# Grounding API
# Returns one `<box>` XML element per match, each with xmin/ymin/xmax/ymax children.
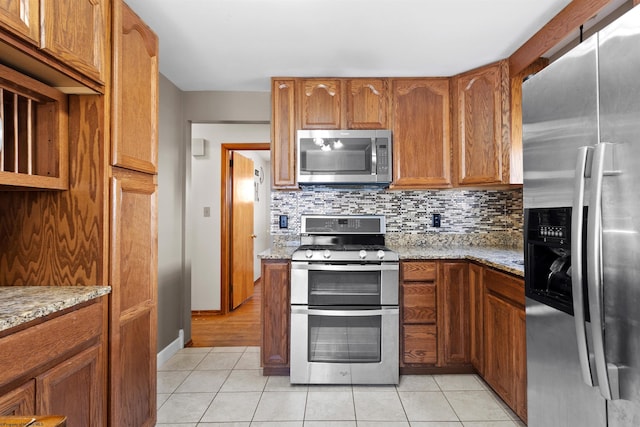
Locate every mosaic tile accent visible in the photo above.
<box><xmin>271</xmin><ymin>187</ymin><xmax>524</xmax><ymax>248</ymax></box>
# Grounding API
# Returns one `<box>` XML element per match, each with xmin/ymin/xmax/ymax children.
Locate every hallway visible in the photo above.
<box><xmin>190</xmin><ymin>281</ymin><xmax>261</xmax><ymax>347</ymax></box>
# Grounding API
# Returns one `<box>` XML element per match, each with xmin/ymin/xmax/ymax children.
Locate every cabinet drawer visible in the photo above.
<box><xmin>484</xmin><ymin>268</ymin><xmax>524</xmax><ymax>307</ymax></box>
<box><xmin>402</xmin><ymin>261</ymin><xmax>437</xmax><ymax>282</ymax></box>
<box><xmin>402</xmin><ymin>324</ymin><xmax>437</xmax><ymax>365</ymax></box>
<box><xmin>402</xmin><ymin>283</ymin><xmax>436</xmax><ymax>323</ymax></box>
<box><xmin>0</xmin><ymin>301</ymin><xmax>103</xmax><ymax>390</ymax></box>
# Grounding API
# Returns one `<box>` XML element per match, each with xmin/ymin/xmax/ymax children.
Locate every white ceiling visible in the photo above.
<box><xmin>124</xmin><ymin>0</ymin><xmax>616</xmax><ymax>92</ymax></box>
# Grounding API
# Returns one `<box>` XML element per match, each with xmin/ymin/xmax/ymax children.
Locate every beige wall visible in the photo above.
<box><xmin>183</xmin><ymin>90</ymin><xmax>270</xmax><ymax>122</ymax></box>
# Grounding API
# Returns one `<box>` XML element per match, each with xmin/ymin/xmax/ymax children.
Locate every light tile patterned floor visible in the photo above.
<box><xmin>156</xmin><ymin>346</ymin><xmax>527</xmax><ymax>427</ymax></box>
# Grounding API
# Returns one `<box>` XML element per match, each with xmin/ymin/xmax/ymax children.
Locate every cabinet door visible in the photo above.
<box><xmin>0</xmin><ymin>380</ymin><xmax>35</xmax><ymax>416</ymax></box>
<box><xmin>346</xmin><ymin>79</ymin><xmax>388</xmax><ymax>129</ymax></box>
<box><xmin>111</xmin><ymin>1</ymin><xmax>159</xmax><ymax>174</ymax></box>
<box><xmin>440</xmin><ymin>262</ymin><xmax>470</xmax><ymax>365</ymax></box>
<box><xmin>391</xmin><ymin>78</ymin><xmax>452</xmax><ymax>188</ymax></box>
<box><xmin>453</xmin><ymin>60</ymin><xmax>507</xmax><ymax>186</ymax></box>
<box><xmin>36</xmin><ymin>344</ymin><xmax>103</xmax><ymax>426</ymax></box>
<box><xmin>261</xmin><ymin>259</ymin><xmax>290</xmax><ymax>374</ymax></box>
<box><xmin>484</xmin><ymin>292</ymin><xmax>516</xmax><ymax>408</ymax></box>
<box><xmin>469</xmin><ymin>263</ymin><xmax>484</xmax><ymax>374</ymax></box>
<box><xmin>110</xmin><ymin>170</ymin><xmax>157</xmax><ymax>427</ymax></box>
<box><xmin>0</xmin><ymin>0</ymin><xmax>39</xmax><ymax>44</ymax></box>
<box><xmin>40</xmin><ymin>0</ymin><xmax>106</xmax><ymax>83</ymax></box>
<box><xmin>299</xmin><ymin>79</ymin><xmax>342</xmax><ymax>129</ymax></box>
<box><xmin>271</xmin><ymin>79</ymin><xmax>297</xmax><ymax>188</ymax></box>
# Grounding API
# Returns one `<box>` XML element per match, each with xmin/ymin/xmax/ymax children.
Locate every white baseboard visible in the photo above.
<box><xmin>157</xmin><ymin>329</ymin><xmax>184</xmax><ymax>368</ymax></box>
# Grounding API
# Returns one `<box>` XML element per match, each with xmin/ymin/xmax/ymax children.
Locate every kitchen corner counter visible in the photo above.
<box><xmin>389</xmin><ymin>245</ymin><xmax>524</xmax><ymax>277</ymax></box>
<box><xmin>0</xmin><ymin>286</ymin><xmax>111</xmax><ymax>333</ymax></box>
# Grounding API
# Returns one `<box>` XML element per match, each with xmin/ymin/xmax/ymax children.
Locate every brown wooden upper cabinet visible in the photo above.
<box><xmin>346</xmin><ymin>79</ymin><xmax>389</xmax><ymax>129</ymax></box>
<box><xmin>299</xmin><ymin>79</ymin><xmax>342</xmax><ymax>129</ymax></box>
<box><xmin>0</xmin><ymin>0</ymin><xmax>39</xmax><ymax>45</ymax></box>
<box><xmin>452</xmin><ymin>60</ymin><xmax>512</xmax><ymax>186</ymax></box>
<box><xmin>111</xmin><ymin>1</ymin><xmax>159</xmax><ymax>174</ymax></box>
<box><xmin>40</xmin><ymin>0</ymin><xmax>107</xmax><ymax>84</ymax></box>
<box><xmin>391</xmin><ymin>78</ymin><xmax>452</xmax><ymax>189</ymax></box>
<box><xmin>271</xmin><ymin>79</ymin><xmax>297</xmax><ymax>189</ymax></box>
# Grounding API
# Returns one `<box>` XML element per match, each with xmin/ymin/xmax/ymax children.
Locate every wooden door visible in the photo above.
<box><xmin>111</xmin><ymin>0</ymin><xmax>159</xmax><ymax>173</ymax></box>
<box><xmin>40</xmin><ymin>0</ymin><xmax>106</xmax><ymax>83</ymax></box>
<box><xmin>439</xmin><ymin>262</ymin><xmax>470</xmax><ymax>365</ymax></box>
<box><xmin>231</xmin><ymin>152</ymin><xmax>255</xmax><ymax>309</ymax></box>
<box><xmin>0</xmin><ymin>0</ymin><xmax>39</xmax><ymax>44</ymax></box>
<box><xmin>299</xmin><ymin>79</ymin><xmax>342</xmax><ymax>129</ymax></box>
<box><xmin>271</xmin><ymin>79</ymin><xmax>297</xmax><ymax>188</ymax></box>
<box><xmin>0</xmin><ymin>380</ymin><xmax>35</xmax><ymax>416</ymax></box>
<box><xmin>36</xmin><ymin>344</ymin><xmax>103</xmax><ymax>427</ymax></box>
<box><xmin>346</xmin><ymin>79</ymin><xmax>388</xmax><ymax>129</ymax></box>
<box><xmin>391</xmin><ymin>78</ymin><xmax>452</xmax><ymax>188</ymax></box>
<box><xmin>110</xmin><ymin>169</ymin><xmax>157</xmax><ymax>427</ymax></box>
<box><xmin>453</xmin><ymin>60</ymin><xmax>506</xmax><ymax>186</ymax></box>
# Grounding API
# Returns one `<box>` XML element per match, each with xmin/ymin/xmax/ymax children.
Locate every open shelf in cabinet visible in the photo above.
<box><xmin>0</xmin><ymin>63</ymin><xmax>68</xmax><ymax>190</ymax></box>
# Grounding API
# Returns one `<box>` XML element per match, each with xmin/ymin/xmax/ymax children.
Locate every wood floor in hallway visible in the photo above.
<box><xmin>189</xmin><ymin>280</ymin><xmax>261</xmax><ymax>347</ymax></box>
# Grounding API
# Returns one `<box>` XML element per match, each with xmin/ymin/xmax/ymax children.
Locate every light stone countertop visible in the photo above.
<box><xmin>259</xmin><ymin>245</ymin><xmax>524</xmax><ymax>277</ymax></box>
<box><xmin>0</xmin><ymin>286</ymin><xmax>111</xmax><ymax>333</ymax></box>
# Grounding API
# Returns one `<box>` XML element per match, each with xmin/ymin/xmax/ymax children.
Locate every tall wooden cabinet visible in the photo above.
<box><xmin>109</xmin><ymin>2</ymin><xmax>159</xmax><ymax>426</ymax></box>
<box><xmin>391</xmin><ymin>79</ymin><xmax>452</xmax><ymax>189</ymax></box>
<box><xmin>0</xmin><ymin>1</ymin><xmax>159</xmax><ymax>425</ymax></box>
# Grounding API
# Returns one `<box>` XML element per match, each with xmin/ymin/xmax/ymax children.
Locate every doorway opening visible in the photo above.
<box><xmin>220</xmin><ymin>143</ymin><xmax>270</xmax><ymax>314</ymax></box>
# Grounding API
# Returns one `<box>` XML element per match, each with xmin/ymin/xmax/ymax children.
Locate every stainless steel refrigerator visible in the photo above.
<box><xmin>523</xmin><ymin>6</ymin><xmax>640</xmax><ymax>427</ymax></box>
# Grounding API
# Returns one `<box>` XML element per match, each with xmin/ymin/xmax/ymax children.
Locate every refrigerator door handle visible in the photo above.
<box><xmin>572</xmin><ymin>145</ymin><xmax>595</xmax><ymax>387</ymax></box>
<box><xmin>587</xmin><ymin>142</ymin><xmax>620</xmax><ymax>400</ymax></box>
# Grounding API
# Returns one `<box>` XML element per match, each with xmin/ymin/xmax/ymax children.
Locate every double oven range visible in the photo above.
<box><xmin>290</xmin><ymin>215</ymin><xmax>399</xmax><ymax>385</ymax></box>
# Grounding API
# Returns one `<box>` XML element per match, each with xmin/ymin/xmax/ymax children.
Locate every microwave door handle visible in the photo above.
<box><xmin>572</xmin><ymin>145</ymin><xmax>595</xmax><ymax>387</ymax></box>
<box><xmin>371</xmin><ymin>137</ymin><xmax>377</xmax><ymax>175</ymax></box>
<box><xmin>587</xmin><ymin>142</ymin><xmax>619</xmax><ymax>400</ymax></box>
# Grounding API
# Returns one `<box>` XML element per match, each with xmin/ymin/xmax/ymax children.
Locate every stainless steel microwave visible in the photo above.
<box><xmin>296</xmin><ymin>129</ymin><xmax>392</xmax><ymax>185</ymax></box>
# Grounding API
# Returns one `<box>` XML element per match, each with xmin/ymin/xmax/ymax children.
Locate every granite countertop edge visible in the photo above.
<box><xmin>259</xmin><ymin>245</ymin><xmax>524</xmax><ymax>277</ymax></box>
<box><xmin>0</xmin><ymin>286</ymin><xmax>112</xmax><ymax>333</ymax></box>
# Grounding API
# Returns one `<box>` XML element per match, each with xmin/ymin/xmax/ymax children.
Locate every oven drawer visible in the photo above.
<box><xmin>290</xmin><ymin>305</ymin><xmax>399</xmax><ymax>384</ymax></box>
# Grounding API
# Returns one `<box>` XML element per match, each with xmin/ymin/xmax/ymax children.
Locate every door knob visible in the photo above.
<box><xmin>250</xmin><ymin>234</ymin><xmax>257</xmax><ymax>238</ymax></box>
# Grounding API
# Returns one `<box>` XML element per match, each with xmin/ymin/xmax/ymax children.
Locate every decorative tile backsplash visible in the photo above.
<box><xmin>271</xmin><ymin>186</ymin><xmax>524</xmax><ymax>248</ymax></box>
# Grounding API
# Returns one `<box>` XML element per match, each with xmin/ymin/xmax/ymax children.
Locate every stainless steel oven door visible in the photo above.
<box><xmin>290</xmin><ymin>306</ymin><xmax>399</xmax><ymax>384</ymax></box>
<box><xmin>290</xmin><ymin>262</ymin><xmax>399</xmax><ymax>306</ymax></box>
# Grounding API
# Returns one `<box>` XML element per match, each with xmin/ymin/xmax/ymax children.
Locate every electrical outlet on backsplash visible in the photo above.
<box><xmin>270</xmin><ymin>187</ymin><xmax>524</xmax><ymax>249</ymax></box>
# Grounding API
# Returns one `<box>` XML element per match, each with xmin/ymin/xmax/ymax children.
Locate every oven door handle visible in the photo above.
<box><xmin>291</xmin><ymin>263</ymin><xmax>399</xmax><ymax>272</ymax></box>
<box><xmin>291</xmin><ymin>306</ymin><xmax>398</xmax><ymax>317</ymax></box>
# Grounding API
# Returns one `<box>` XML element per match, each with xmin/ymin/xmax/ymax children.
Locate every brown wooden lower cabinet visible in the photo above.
<box><xmin>483</xmin><ymin>267</ymin><xmax>527</xmax><ymax>422</ymax></box>
<box><xmin>261</xmin><ymin>259</ymin><xmax>290</xmax><ymax>375</ymax></box>
<box><xmin>36</xmin><ymin>344</ymin><xmax>103</xmax><ymax>426</ymax></box>
<box><xmin>0</xmin><ymin>381</ymin><xmax>35</xmax><ymax>416</ymax></box>
<box><xmin>0</xmin><ymin>298</ymin><xmax>106</xmax><ymax>425</ymax></box>
<box><xmin>469</xmin><ymin>262</ymin><xmax>484</xmax><ymax>374</ymax></box>
<box><xmin>439</xmin><ymin>262</ymin><xmax>470</xmax><ymax>366</ymax></box>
